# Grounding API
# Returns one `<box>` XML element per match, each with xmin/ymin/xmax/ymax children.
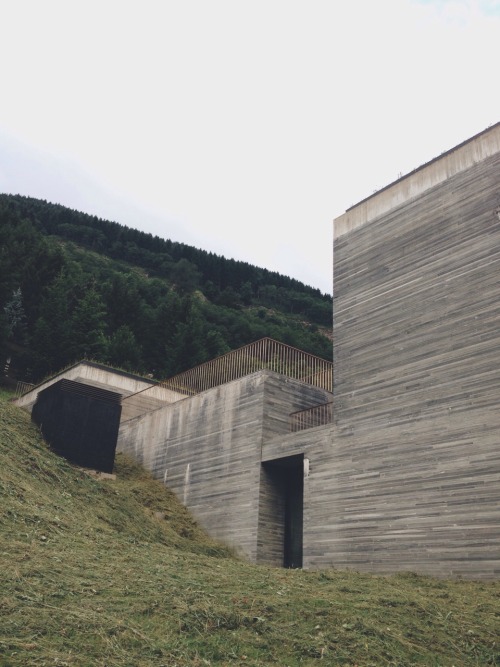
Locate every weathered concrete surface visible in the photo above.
<box><xmin>13</xmin><ymin>361</ymin><xmax>178</xmax><ymax>420</ymax></box>
<box><xmin>333</xmin><ymin>122</ymin><xmax>500</xmax><ymax>239</ymax></box>
<box><xmin>260</xmin><ymin>126</ymin><xmax>500</xmax><ymax>578</ymax></box>
<box><xmin>118</xmin><ymin>125</ymin><xmax>500</xmax><ymax>578</ymax></box>
<box><xmin>323</xmin><ymin>127</ymin><xmax>500</xmax><ymax>579</ymax></box>
<box><xmin>117</xmin><ymin>370</ymin><xmax>332</xmax><ymax>560</ymax></box>
<box><xmin>263</xmin><ymin>413</ymin><xmax>500</xmax><ymax>579</ymax></box>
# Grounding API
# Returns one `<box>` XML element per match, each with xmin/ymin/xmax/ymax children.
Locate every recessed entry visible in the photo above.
<box><xmin>258</xmin><ymin>454</ymin><xmax>304</xmax><ymax>568</ymax></box>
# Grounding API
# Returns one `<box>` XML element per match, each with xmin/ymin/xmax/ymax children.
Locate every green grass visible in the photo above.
<box><xmin>0</xmin><ymin>388</ymin><xmax>14</xmax><ymax>402</ymax></box>
<box><xmin>0</xmin><ymin>398</ymin><xmax>498</xmax><ymax>666</ymax></box>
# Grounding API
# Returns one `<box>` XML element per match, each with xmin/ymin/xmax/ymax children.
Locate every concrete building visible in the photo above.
<box><xmin>19</xmin><ymin>123</ymin><xmax>500</xmax><ymax>578</ymax></box>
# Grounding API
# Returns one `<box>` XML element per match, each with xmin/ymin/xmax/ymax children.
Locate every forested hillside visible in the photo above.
<box><xmin>0</xmin><ymin>194</ymin><xmax>332</xmax><ymax>383</ymax></box>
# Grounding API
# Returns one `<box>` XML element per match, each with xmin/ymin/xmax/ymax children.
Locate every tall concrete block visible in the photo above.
<box><xmin>326</xmin><ymin>124</ymin><xmax>500</xmax><ymax>578</ymax></box>
<box><xmin>115</xmin><ymin>123</ymin><xmax>500</xmax><ymax>579</ymax></box>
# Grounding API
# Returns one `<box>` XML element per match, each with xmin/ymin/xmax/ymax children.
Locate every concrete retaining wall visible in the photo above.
<box><xmin>117</xmin><ymin>370</ymin><xmax>332</xmax><ymax>559</ymax></box>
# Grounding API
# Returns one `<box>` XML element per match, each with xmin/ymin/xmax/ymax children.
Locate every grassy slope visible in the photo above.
<box><xmin>0</xmin><ymin>395</ymin><xmax>498</xmax><ymax>667</ymax></box>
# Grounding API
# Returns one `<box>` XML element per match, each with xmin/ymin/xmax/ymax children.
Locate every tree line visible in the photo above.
<box><xmin>0</xmin><ymin>194</ymin><xmax>332</xmax><ymax>383</ymax></box>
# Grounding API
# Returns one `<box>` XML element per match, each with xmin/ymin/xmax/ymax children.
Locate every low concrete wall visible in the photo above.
<box><xmin>120</xmin><ymin>383</ymin><xmax>188</xmax><ymax>421</ymax></box>
<box><xmin>262</xmin><ymin>411</ymin><xmax>500</xmax><ymax>579</ymax></box>
<box><xmin>13</xmin><ymin>362</ymin><xmax>174</xmax><ymax>420</ymax></box>
<box><xmin>117</xmin><ymin>370</ymin><xmax>332</xmax><ymax>560</ymax></box>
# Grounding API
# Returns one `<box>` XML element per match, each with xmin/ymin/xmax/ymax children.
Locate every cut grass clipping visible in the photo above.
<box><xmin>0</xmin><ymin>395</ymin><xmax>498</xmax><ymax>666</ymax></box>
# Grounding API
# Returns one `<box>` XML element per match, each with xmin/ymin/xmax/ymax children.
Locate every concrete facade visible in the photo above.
<box><xmin>323</xmin><ymin>123</ymin><xmax>500</xmax><ymax>578</ymax></box>
<box><xmin>14</xmin><ymin>361</ymin><xmax>184</xmax><ymax>420</ymax></box>
<box><xmin>19</xmin><ymin>123</ymin><xmax>500</xmax><ymax>578</ymax></box>
<box><xmin>118</xmin><ymin>370</ymin><xmax>332</xmax><ymax>560</ymax></box>
<box><xmin>121</xmin><ymin>123</ymin><xmax>500</xmax><ymax>578</ymax></box>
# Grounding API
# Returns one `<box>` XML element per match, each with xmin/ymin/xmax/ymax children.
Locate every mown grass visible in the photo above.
<box><xmin>0</xmin><ymin>396</ymin><xmax>498</xmax><ymax>666</ymax></box>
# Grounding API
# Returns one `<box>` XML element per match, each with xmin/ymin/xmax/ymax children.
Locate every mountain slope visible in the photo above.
<box><xmin>0</xmin><ymin>194</ymin><xmax>332</xmax><ymax>384</ymax></box>
<box><xmin>1</xmin><ymin>394</ymin><xmax>498</xmax><ymax>667</ymax></box>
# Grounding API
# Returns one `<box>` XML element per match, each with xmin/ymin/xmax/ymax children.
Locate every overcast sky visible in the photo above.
<box><xmin>1</xmin><ymin>0</ymin><xmax>499</xmax><ymax>294</ymax></box>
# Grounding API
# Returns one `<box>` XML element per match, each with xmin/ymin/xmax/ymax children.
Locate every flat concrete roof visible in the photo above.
<box><xmin>333</xmin><ymin>121</ymin><xmax>500</xmax><ymax>240</ymax></box>
<box><xmin>14</xmin><ymin>360</ymin><xmax>156</xmax><ymax>412</ymax></box>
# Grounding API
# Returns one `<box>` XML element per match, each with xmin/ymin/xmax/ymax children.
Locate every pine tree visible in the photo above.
<box><xmin>3</xmin><ymin>288</ymin><xmax>28</xmax><ymax>344</ymax></box>
<box><xmin>108</xmin><ymin>325</ymin><xmax>142</xmax><ymax>372</ymax></box>
<box><xmin>70</xmin><ymin>287</ymin><xmax>108</xmax><ymax>361</ymax></box>
<box><xmin>169</xmin><ymin>298</ymin><xmax>207</xmax><ymax>374</ymax></box>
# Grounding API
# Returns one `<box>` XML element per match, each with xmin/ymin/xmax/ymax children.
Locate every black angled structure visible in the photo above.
<box><xmin>32</xmin><ymin>379</ymin><xmax>122</xmax><ymax>473</ymax></box>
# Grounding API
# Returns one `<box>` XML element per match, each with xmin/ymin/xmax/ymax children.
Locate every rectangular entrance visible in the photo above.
<box><xmin>258</xmin><ymin>454</ymin><xmax>304</xmax><ymax>568</ymax></box>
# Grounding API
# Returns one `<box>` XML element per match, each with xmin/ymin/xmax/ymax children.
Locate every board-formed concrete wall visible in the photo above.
<box><xmin>334</xmin><ymin>122</ymin><xmax>500</xmax><ymax>238</ymax></box>
<box><xmin>117</xmin><ymin>370</ymin><xmax>332</xmax><ymax>559</ymax></box>
<box><xmin>321</xmin><ymin>124</ymin><xmax>500</xmax><ymax>578</ymax></box>
<box><xmin>14</xmin><ymin>361</ymin><xmax>185</xmax><ymax>420</ymax></box>
<box><xmin>61</xmin><ymin>124</ymin><xmax>500</xmax><ymax>579</ymax></box>
<box><xmin>259</xmin><ymin>124</ymin><xmax>500</xmax><ymax>578</ymax></box>
<box><xmin>263</xmin><ymin>412</ymin><xmax>500</xmax><ymax>578</ymax></box>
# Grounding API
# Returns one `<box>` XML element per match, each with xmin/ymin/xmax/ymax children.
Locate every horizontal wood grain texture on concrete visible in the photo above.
<box><xmin>334</xmin><ymin>121</ymin><xmax>500</xmax><ymax>238</ymax></box>
<box><xmin>14</xmin><ymin>361</ymin><xmax>158</xmax><ymax>417</ymax></box>
<box><xmin>322</xmin><ymin>150</ymin><xmax>500</xmax><ymax>578</ymax></box>
<box><xmin>118</xmin><ymin>373</ymin><xmax>265</xmax><ymax>559</ymax></box>
<box><xmin>114</xmin><ymin>129</ymin><xmax>500</xmax><ymax>579</ymax></box>
<box><xmin>334</xmin><ymin>151</ymin><xmax>500</xmax><ymax>426</ymax></box>
<box><xmin>118</xmin><ymin>371</ymin><xmax>331</xmax><ymax>560</ymax></box>
<box><xmin>264</xmin><ymin>414</ymin><xmax>499</xmax><ymax>578</ymax></box>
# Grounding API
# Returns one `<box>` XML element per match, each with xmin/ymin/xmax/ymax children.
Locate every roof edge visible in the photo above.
<box><xmin>333</xmin><ymin>122</ymin><xmax>500</xmax><ymax>240</ymax></box>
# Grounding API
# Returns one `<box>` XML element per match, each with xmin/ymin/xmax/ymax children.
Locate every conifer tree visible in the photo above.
<box><xmin>70</xmin><ymin>287</ymin><xmax>108</xmax><ymax>361</ymax></box>
<box><xmin>108</xmin><ymin>325</ymin><xmax>142</xmax><ymax>371</ymax></box>
<box><xmin>3</xmin><ymin>288</ymin><xmax>28</xmax><ymax>344</ymax></box>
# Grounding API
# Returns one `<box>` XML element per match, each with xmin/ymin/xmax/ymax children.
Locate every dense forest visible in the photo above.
<box><xmin>0</xmin><ymin>194</ymin><xmax>332</xmax><ymax>384</ymax></box>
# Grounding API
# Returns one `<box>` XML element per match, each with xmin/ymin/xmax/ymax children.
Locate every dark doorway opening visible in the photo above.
<box><xmin>283</xmin><ymin>456</ymin><xmax>304</xmax><ymax>568</ymax></box>
<box><xmin>259</xmin><ymin>454</ymin><xmax>303</xmax><ymax>568</ymax></box>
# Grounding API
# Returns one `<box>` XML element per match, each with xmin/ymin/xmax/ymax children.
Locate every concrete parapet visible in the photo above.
<box><xmin>14</xmin><ymin>361</ymin><xmax>157</xmax><ymax>417</ymax></box>
<box><xmin>333</xmin><ymin>122</ymin><xmax>500</xmax><ymax>239</ymax></box>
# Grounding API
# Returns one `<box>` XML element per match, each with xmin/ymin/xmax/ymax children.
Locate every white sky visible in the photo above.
<box><xmin>1</xmin><ymin>0</ymin><xmax>499</xmax><ymax>295</ymax></box>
